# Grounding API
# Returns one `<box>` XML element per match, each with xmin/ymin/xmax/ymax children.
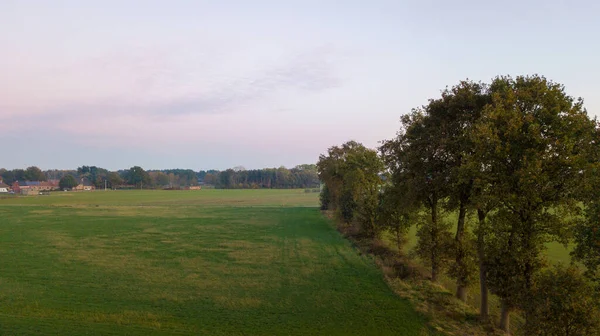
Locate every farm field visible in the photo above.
<box><xmin>0</xmin><ymin>190</ymin><xmax>426</xmax><ymax>335</ymax></box>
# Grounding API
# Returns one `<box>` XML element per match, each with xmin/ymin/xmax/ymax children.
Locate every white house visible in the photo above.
<box><xmin>0</xmin><ymin>183</ymin><xmax>10</xmax><ymax>193</ymax></box>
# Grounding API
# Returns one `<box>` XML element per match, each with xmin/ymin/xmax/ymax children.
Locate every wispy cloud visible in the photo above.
<box><xmin>0</xmin><ymin>45</ymin><xmax>341</xmax><ymax>152</ymax></box>
<box><xmin>1</xmin><ymin>45</ymin><xmax>339</xmax><ymax>119</ymax></box>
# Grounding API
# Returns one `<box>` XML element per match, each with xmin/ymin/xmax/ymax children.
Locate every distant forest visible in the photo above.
<box><xmin>0</xmin><ymin>164</ymin><xmax>319</xmax><ymax>190</ymax></box>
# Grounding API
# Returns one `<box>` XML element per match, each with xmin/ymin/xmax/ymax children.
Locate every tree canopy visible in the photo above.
<box><xmin>59</xmin><ymin>175</ymin><xmax>78</xmax><ymax>189</ymax></box>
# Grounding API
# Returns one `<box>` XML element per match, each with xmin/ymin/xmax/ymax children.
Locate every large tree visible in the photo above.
<box><xmin>24</xmin><ymin>166</ymin><xmax>46</xmax><ymax>181</ymax></box>
<box><xmin>472</xmin><ymin>75</ymin><xmax>597</xmax><ymax>332</ymax></box>
<box><xmin>1</xmin><ymin>169</ymin><xmax>16</xmax><ymax>184</ymax></box>
<box><xmin>125</xmin><ymin>166</ymin><xmax>151</xmax><ymax>188</ymax></box>
<box><xmin>151</xmin><ymin>171</ymin><xmax>170</xmax><ymax>187</ymax></box>
<box><xmin>59</xmin><ymin>175</ymin><xmax>78</xmax><ymax>190</ymax></box>
<box><xmin>317</xmin><ymin>141</ymin><xmax>383</xmax><ymax>236</ymax></box>
<box><xmin>408</xmin><ymin>80</ymin><xmax>491</xmax><ymax>302</ymax></box>
<box><xmin>107</xmin><ymin>172</ymin><xmax>123</xmax><ymax>189</ymax></box>
<box><xmin>381</xmin><ymin>109</ymin><xmax>454</xmax><ymax>282</ymax></box>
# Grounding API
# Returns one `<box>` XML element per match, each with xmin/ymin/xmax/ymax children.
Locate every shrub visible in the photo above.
<box><xmin>521</xmin><ymin>264</ymin><xmax>600</xmax><ymax>336</ymax></box>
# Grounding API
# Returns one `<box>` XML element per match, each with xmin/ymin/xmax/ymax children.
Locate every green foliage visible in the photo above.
<box><xmin>472</xmin><ymin>75</ymin><xmax>596</xmax><ymax>321</ymax></box>
<box><xmin>125</xmin><ymin>166</ymin><xmax>151</xmax><ymax>187</ymax></box>
<box><xmin>521</xmin><ymin>264</ymin><xmax>600</xmax><ymax>336</ymax></box>
<box><xmin>1</xmin><ymin>169</ymin><xmax>18</xmax><ymax>184</ymax></box>
<box><xmin>339</xmin><ymin>188</ymin><xmax>357</xmax><ymax>224</ymax></box>
<box><xmin>413</xmin><ymin>213</ymin><xmax>454</xmax><ymax>282</ymax></box>
<box><xmin>447</xmin><ymin>232</ymin><xmax>478</xmax><ymax>290</ymax></box>
<box><xmin>572</xmin><ymin>201</ymin><xmax>600</xmax><ymax>283</ymax></box>
<box><xmin>376</xmin><ymin>74</ymin><xmax>599</xmax><ymax>332</ymax></box>
<box><xmin>77</xmin><ymin>166</ymin><xmax>110</xmax><ymax>188</ymax></box>
<box><xmin>58</xmin><ymin>175</ymin><xmax>78</xmax><ymax>189</ymax></box>
<box><xmin>319</xmin><ymin>184</ymin><xmax>331</xmax><ymax>210</ymax></box>
<box><xmin>317</xmin><ymin>141</ymin><xmax>384</xmax><ymax>236</ymax></box>
<box><xmin>212</xmin><ymin>165</ymin><xmax>319</xmax><ymax>189</ymax></box>
<box><xmin>107</xmin><ymin>172</ymin><xmax>123</xmax><ymax>188</ymax></box>
<box><xmin>381</xmin><ymin>106</ymin><xmax>454</xmax><ymax>281</ymax></box>
<box><xmin>24</xmin><ymin>166</ymin><xmax>46</xmax><ymax>181</ymax></box>
<box><xmin>378</xmin><ymin>187</ymin><xmax>414</xmax><ymax>251</ymax></box>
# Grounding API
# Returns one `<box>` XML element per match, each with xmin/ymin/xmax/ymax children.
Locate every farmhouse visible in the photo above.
<box><xmin>0</xmin><ymin>182</ymin><xmax>10</xmax><ymax>193</ymax></box>
<box><xmin>12</xmin><ymin>180</ymin><xmax>59</xmax><ymax>194</ymax></box>
<box><xmin>73</xmin><ymin>178</ymin><xmax>95</xmax><ymax>191</ymax></box>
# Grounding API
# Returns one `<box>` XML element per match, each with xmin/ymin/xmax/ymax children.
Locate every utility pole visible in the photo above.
<box><xmin>104</xmin><ymin>179</ymin><xmax>107</xmax><ymax>191</ymax></box>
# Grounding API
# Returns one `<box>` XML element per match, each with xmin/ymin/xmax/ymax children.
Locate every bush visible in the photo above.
<box><xmin>521</xmin><ymin>264</ymin><xmax>600</xmax><ymax>336</ymax></box>
<box><xmin>319</xmin><ymin>185</ymin><xmax>331</xmax><ymax>210</ymax></box>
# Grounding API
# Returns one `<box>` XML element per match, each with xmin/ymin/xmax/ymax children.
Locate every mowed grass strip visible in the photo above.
<box><xmin>0</xmin><ymin>190</ymin><xmax>426</xmax><ymax>335</ymax></box>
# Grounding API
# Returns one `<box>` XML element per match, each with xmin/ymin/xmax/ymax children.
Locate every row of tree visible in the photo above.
<box><xmin>0</xmin><ymin>166</ymin><xmax>47</xmax><ymax>183</ymax></box>
<box><xmin>213</xmin><ymin>165</ymin><xmax>319</xmax><ymax>189</ymax></box>
<box><xmin>318</xmin><ymin>75</ymin><xmax>600</xmax><ymax>335</ymax></box>
<box><xmin>1</xmin><ymin>165</ymin><xmax>319</xmax><ymax>190</ymax></box>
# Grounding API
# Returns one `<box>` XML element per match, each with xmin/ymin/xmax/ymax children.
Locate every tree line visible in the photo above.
<box><xmin>0</xmin><ymin>165</ymin><xmax>318</xmax><ymax>190</ymax></box>
<box><xmin>213</xmin><ymin>164</ymin><xmax>319</xmax><ymax>189</ymax></box>
<box><xmin>318</xmin><ymin>75</ymin><xmax>600</xmax><ymax>335</ymax></box>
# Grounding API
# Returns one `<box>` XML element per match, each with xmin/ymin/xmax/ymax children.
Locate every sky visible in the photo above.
<box><xmin>1</xmin><ymin>0</ymin><xmax>599</xmax><ymax>171</ymax></box>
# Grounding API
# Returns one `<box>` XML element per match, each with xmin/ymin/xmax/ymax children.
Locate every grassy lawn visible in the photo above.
<box><xmin>0</xmin><ymin>190</ymin><xmax>426</xmax><ymax>335</ymax></box>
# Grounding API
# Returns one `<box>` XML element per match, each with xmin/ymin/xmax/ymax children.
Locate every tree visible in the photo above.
<box><xmin>317</xmin><ymin>143</ymin><xmax>354</xmax><ymax>211</ymax></box>
<box><xmin>572</xmin><ymin>193</ymin><xmax>600</xmax><ymax>284</ymax></box>
<box><xmin>24</xmin><ymin>166</ymin><xmax>46</xmax><ymax>181</ymax></box>
<box><xmin>59</xmin><ymin>175</ymin><xmax>78</xmax><ymax>190</ymax></box>
<box><xmin>125</xmin><ymin>166</ymin><xmax>151</xmax><ymax>188</ymax></box>
<box><xmin>379</xmin><ymin>185</ymin><xmax>415</xmax><ymax>251</ymax></box>
<box><xmin>12</xmin><ymin>169</ymin><xmax>26</xmax><ymax>182</ymax></box>
<box><xmin>107</xmin><ymin>172</ymin><xmax>123</xmax><ymax>189</ymax></box>
<box><xmin>77</xmin><ymin>166</ymin><xmax>109</xmax><ymax>188</ymax></box>
<box><xmin>342</xmin><ymin>145</ymin><xmax>384</xmax><ymax>236</ymax></box>
<box><xmin>429</xmin><ymin>80</ymin><xmax>490</xmax><ymax>302</ymax></box>
<box><xmin>414</xmin><ymin>212</ymin><xmax>454</xmax><ymax>282</ymax></box>
<box><xmin>522</xmin><ymin>265</ymin><xmax>600</xmax><ymax>336</ymax></box>
<box><xmin>218</xmin><ymin>169</ymin><xmax>235</xmax><ymax>189</ymax></box>
<box><xmin>1</xmin><ymin>169</ymin><xmax>16</xmax><ymax>184</ymax></box>
<box><xmin>152</xmin><ymin>172</ymin><xmax>170</xmax><ymax>187</ymax></box>
<box><xmin>571</xmin><ymin>142</ymin><xmax>600</xmax><ymax>285</ymax></box>
<box><xmin>203</xmin><ymin>173</ymin><xmax>217</xmax><ymax>185</ymax></box>
<box><xmin>381</xmin><ymin>108</ymin><xmax>453</xmax><ymax>282</ymax></box>
<box><xmin>472</xmin><ymin>75</ymin><xmax>598</xmax><ymax>332</ymax></box>
<box><xmin>317</xmin><ymin>141</ymin><xmax>383</xmax><ymax>236</ymax></box>
<box><xmin>319</xmin><ymin>184</ymin><xmax>331</xmax><ymax>210</ymax></box>
<box><xmin>471</xmin><ymin>182</ymin><xmax>498</xmax><ymax>320</ymax></box>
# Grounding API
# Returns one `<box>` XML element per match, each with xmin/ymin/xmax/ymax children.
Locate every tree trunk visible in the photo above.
<box><xmin>477</xmin><ymin>209</ymin><xmax>489</xmax><ymax>320</ymax></box>
<box><xmin>431</xmin><ymin>196</ymin><xmax>438</xmax><ymax>282</ymax></box>
<box><xmin>522</xmin><ymin>217</ymin><xmax>533</xmax><ymax>329</ymax></box>
<box><xmin>456</xmin><ymin>286</ymin><xmax>467</xmax><ymax>302</ymax></box>
<box><xmin>500</xmin><ymin>300</ymin><xmax>511</xmax><ymax>334</ymax></box>
<box><xmin>455</xmin><ymin>202</ymin><xmax>467</xmax><ymax>301</ymax></box>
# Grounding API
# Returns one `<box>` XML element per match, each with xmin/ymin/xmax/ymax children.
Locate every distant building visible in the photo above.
<box><xmin>73</xmin><ymin>178</ymin><xmax>95</xmax><ymax>191</ymax></box>
<box><xmin>21</xmin><ymin>188</ymin><xmax>39</xmax><ymax>196</ymax></box>
<box><xmin>12</xmin><ymin>180</ymin><xmax>59</xmax><ymax>194</ymax></box>
<box><xmin>187</xmin><ymin>186</ymin><xmax>202</xmax><ymax>190</ymax></box>
<box><xmin>0</xmin><ymin>182</ymin><xmax>10</xmax><ymax>193</ymax></box>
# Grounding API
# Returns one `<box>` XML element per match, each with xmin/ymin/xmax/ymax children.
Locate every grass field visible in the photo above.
<box><xmin>0</xmin><ymin>190</ymin><xmax>427</xmax><ymax>335</ymax></box>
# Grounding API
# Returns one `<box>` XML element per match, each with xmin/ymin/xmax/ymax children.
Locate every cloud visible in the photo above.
<box><xmin>1</xmin><ymin>45</ymin><xmax>339</xmax><ymax>117</ymax></box>
<box><xmin>144</xmin><ymin>46</ymin><xmax>340</xmax><ymax>117</ymax></box>
<box><xmin>0</xmin><ymin>45</ymin><xmax>341</xmax><ymax>150</ymax></box>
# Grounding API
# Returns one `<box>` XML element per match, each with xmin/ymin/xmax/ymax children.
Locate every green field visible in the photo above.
<box><xmin>0</xmin><ymin>190</ymin><xmax>426</xmax><ymax>335</ymax></box>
